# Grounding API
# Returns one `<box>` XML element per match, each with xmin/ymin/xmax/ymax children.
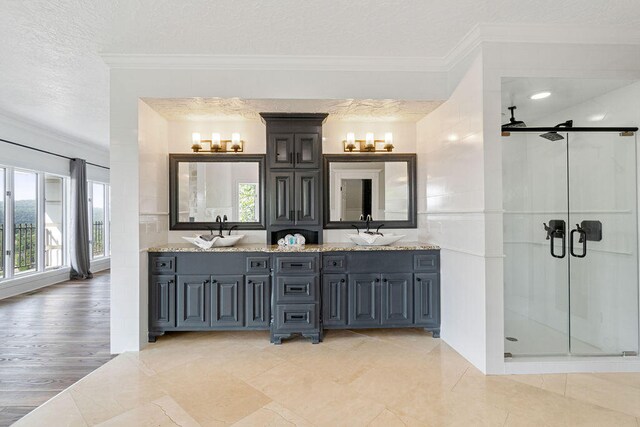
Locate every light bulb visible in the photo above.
<box><xmin>192</xmin><ymin>132</ymin><xmax>201</xmax><ymax>144</ymax></box>
<box><xmin>365</xmin><ymin>132</ymin><xmax>374</xmax><ymax>147</ymax></box>
<box><xmin>346</xmin><ymin>132</ymin><xmax>355</xmax><ymax>144</ymax></box>
<box><xmin>231</xmin><ymin>133</ymin><xmax>241</xmax><ymax>151</ymax></box>
<box><xmin>211</xmin><ymin>133</ymin><xmax>221</xmax><ymax>148</ymax></box>
<box><xmin>384</xmin><ymin>132</ymin><xmax>393</xmax><ymax>145</ymax></box>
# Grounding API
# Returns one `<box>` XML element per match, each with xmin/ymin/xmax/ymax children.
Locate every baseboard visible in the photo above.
<box><xmin>0</xmin><ymin>258</ymin><xmax>110</xmax><ymax>300</ymax></box>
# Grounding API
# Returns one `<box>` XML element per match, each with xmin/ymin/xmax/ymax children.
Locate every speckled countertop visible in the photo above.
<box><xmin>147</xmin><ymin>242</ymin><xmax>440</xmax><ymax>253</ymax></box>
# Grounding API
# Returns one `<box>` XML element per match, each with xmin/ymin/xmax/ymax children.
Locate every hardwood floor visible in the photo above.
<box><xmin>0</xmin><ymin>271</ymin><xmax>112</xmax><ymax>426</ymax></box>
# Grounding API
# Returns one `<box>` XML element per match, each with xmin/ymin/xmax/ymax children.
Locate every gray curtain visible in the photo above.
<box><xmin>70</xmin><ymin>158</ymin><xmax>93</xmax><ymax>280</ymax></box>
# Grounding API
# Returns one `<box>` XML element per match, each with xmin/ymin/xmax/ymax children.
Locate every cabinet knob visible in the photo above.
<box><xmin>417</xmin><ymin>277</ymin><xmax>422</xmax><ymax>282</ymax></box>
<box><xmin>340</xmin><ymin>279</ymin><xmax>345</xmax><ymax>283</ymax></box>
<box><xmin>332</xmin><ymin>261</ymin><xmax>338</xmax><ymax>266</ymax></box>
<box><xmin>168</xmin><ymin>279</ymin><xmax>174</xmax><ymax>284</ymax></box>
<box><xmin>248</xmin><ymin>280</ymin><xmax>253</xmax><ymax>284</ymax></box>
<box><xmin>160</xmin><ymin>263</ymin><xmax>166</xmax><ymax>267</ymax></box>
<box><xmin>383</xmin><ymin>278</ymin><xmax>388</xmax><ymax>282</ymax></box>
<box><xmin>204</xmin><ymin>280</ymin><xmax>210</xmax><ymax>284</ymax></box>
<box><xmin>375</xmin><ymin>278</ymin><xmax>380</xmax><ymax>282</ymax></box>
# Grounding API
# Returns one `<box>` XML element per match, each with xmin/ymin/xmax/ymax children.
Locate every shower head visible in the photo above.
<box><xmin>539</xmin><ymin>120</ymin><xmax>573</xmax><ymax>142</ymax></box>
<box><xmin>502</xmin><ymin>106</ymin><xmax>526</xmax><ymax>128</ymax></box>
<box><xmin>540</xmin><ymin>131</ymin><xmax>564</xmax><ymax>141</ymax></box>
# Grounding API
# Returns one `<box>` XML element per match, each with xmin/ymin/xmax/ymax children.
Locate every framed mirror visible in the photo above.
<box><xmin>169</xmin><ymin>154</ymin><xmax>266</xmax><ymax>230</ymax></box>
<box><xmin>323</xmin><ymin>154</ymin><xmax>417</xmax><ymax>229</ymax></box>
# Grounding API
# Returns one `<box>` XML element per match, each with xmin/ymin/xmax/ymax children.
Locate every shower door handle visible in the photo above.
<box><xmin>570</xmin><ymin>225</ymin><xmax>587</xmax><ymax>258</ymax></box>
<box><xmin>544</xmin><ymin>220</ymin><xmax>566</xmax><ymax>259</ymax></box>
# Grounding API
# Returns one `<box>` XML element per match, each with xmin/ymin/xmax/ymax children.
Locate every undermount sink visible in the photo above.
<box><xmin>348</xmin><ymin>233</ymin><xmax>405</xmax><ymax>246</ymax></box>
<box><xmin>182</xmin><ymin>234</ymin><xmax>245</xmax><ymax>249</ymax></box>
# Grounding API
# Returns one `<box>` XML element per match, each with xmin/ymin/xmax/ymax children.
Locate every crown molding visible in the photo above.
<box><xmin>0</xmin><ymin>108</ymin><xmax>109</xmax><ymax>156</ymax></box>
<box><xmin>101</xmin><ymin>53</ymin><xmax>448</xmax><ymax>72</ymax></box>
<box><xmin>101</xmin><ymin>23</ymin><xmax>640</xmax><ymax>72</ymax></box>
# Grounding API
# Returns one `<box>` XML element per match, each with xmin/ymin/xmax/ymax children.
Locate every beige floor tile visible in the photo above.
<box><xmin>506</xmin><ymin>373</ymin><xmax>567</xmax><ymax>396</ymax></box>
<box><xmin>566</xmin><ymin>373</ymin><xmax>640</xmax><ymax>418</ymax></box>
<box><xmin>94</xmin><ymin>395</ymin><xmax>200</xmax><ymax>427</ymax></box>
<box><xmin>232</xmin><ymin>401</ymin><xmax>313</xmax><ymax>426</ymax></box>
<box><xmin>14</xmin><ymin>392</ymin><xmax>87</xmax><ymax>427</ymax></box>
<box><xmin>15</xmin><ymin>330</ymin><xmax>640</xmax><ymax>427</ymax></box>
<box><xmin>367</xmin><ymin>408</ymin><xmax>426</xmax><ymax>426</ymax></box>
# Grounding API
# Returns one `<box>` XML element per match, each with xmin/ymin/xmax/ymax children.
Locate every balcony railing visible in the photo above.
<box><xmin>14</xmin><ymin>223</ymin><xmax>37</xmax><ymax>272</ymax></box>
<box><xmin>92</xmin><ymin>220</ymin><xmax>104</xmax><ymax>257</ymax></box>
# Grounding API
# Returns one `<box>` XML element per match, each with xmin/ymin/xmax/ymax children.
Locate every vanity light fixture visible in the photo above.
<box><xmin>343</xmin><ymin>132</ymin><xmax>394</xmax><ymax>152</ymax></box>
<box><xmin>191</xmin><ymin>132</ymin><xmax>244</xmax><ymax>153</ymax></box>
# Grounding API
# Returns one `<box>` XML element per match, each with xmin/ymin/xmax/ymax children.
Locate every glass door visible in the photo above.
<box><xmin>568</xmin><ymin>132</ymin><xmax>638</xmax><ymax>355</ymax></box>
<box><xmin>503</xmin><ymin>132</ymin><xmax>571</xmax><ymax>356</ymax></box>
<box><xmin>503</xmin><ymin>130</ymin><xmax>639</xmax><ymax>357</ymax></box>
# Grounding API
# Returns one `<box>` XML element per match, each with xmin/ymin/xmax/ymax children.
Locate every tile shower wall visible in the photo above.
<box><xmin>416</xmin><ymin>54</ymin><xmax>488</xmax><ymax>372</ymax></box>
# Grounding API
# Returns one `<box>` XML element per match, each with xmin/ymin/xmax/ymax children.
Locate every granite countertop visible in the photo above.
<box><xmin>147</xmin><ymin>242</ymin><xmax>440</xmax><ymax>253</ymax></box>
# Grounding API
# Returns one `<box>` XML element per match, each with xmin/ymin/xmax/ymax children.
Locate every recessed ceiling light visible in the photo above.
<box><xmin>530</xmin><ymin>91</ymin><xmax>551</xmax><ymax>100</ymax></box>
<box><xmin>589</xmin><ymin>113</ymin><xmax>606</xmax><ymax>122</ymax></box>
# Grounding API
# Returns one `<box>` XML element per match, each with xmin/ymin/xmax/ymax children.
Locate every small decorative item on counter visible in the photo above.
<box><xmin>278</xmin><ymin>234</ymin><xmax>305</xmax><ymax>247</ymax></box>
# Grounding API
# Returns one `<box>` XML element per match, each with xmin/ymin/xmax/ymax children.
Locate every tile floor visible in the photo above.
<box><xmin>14</xmin><ymin>329</ymin><xmax>640</xmax><ymax>426</ymax></box>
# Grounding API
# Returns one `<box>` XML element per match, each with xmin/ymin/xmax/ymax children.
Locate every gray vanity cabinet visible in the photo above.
<box><xmin>149</xmin><ymin>275</ymin><xmax>175</xmax><ymax>329</ymax></box>
<box><xmin>268</xmin><ymin>170</ymin><xmax>319</xmax><ymax>227</ymax></box>
<box><xmin>322</xmin><ymin>274</ymin><xmax>348</xmax><ymax>326</ymax></box>
<box><xmin>381</xmin><ymin>273</ymin><xmax>413</xmax><ymax>325</ymax></box>
<box><xmin>246</xmin><ymin>275</ymin><xmax>271</xmax><ymax>327</ymax></box>
<box><xmin>348</xmin><ymin>273</ymin><xmax>381</xmax><ymax>326</ymax></box>
<box><xmin>267</xmin><ymin>133</ymin><xmax>320</xmax><ymax>170</ymax></box>
<box><xmin>177</xmin><ymin>275</ymin><xmax>210</xmax><ymax>328</ymax></box>
<box><xmin>414</xmin><ymin>273</ymin><xmax>440</xmax><ymax>328</ymax></box>
<box><xmin>210</xmin><ymin>275</ymin><xmax>244</xmax><ymax>327</ymax></box>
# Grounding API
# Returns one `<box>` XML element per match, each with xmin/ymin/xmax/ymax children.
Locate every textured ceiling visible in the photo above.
<box><xmin>1</xmin><ymin>1</ymin><xmax>640</xmax><ymax>147</ymax></box>
<box><xmin>141</xmin><ymin>98</ymin><xmax>442</xmax><ymax>123</ymax></box>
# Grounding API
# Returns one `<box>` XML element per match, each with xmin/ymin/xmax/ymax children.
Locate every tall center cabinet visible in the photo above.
<box><xmin>260</xmin><ymin>113</ymin><xmax>328</xmax><ymax>244</ymax></box>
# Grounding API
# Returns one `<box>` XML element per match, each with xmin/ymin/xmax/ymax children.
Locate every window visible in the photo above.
<box><xmin>238</xmin><ymin>183</ymin><xmax>258</xmax><ymax>222</ymax></box>
<box><xmin>44</xmin><ymin>175</ymin><xmax>65</xmax><ymax>269</ymax></box>
<box><xmin>13</xmin><ymin>170</ymin><xmax>37</xmax><ymax>274</ymax></box>
<box><xmin>88</xmin><ymin>181</ymin><xmax>110</xmax><ymax>260</ymax></box>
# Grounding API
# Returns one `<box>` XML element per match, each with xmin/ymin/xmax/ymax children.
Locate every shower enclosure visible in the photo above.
<box><xmin>503</xmin><ymin>128</ymin><xmax>639</xmax><ymax>357</ymax></box>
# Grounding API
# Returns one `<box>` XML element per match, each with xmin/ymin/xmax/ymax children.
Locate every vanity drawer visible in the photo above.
<box><xmin>275</xmin><ymin>275</ymin><xmax>318</xmax><ymax>303</ymax></box>
<box><xmin>276</xmin><ymin>256</ymin><xmax>317</xmax><ymax>273</ymax></box>
<box><xmin>323</xmin><ymin>255</ymin><xmax>346</xmax><ymax>272</ymax></box>
<box><xmin>151</xmin><ymin>256</ymin><xmax>176</xmax><ymax>274</ymax></box>
<box><xmin>246</xmin><ymin>256</ymin><xmax>270</xmax><ymax>273</ymax></box>
<box><xmin>273</xmin><ymin>304</ymin><xmax>319</xmax><ymax>332</ymax></box>
<box><xmin>414</xmin><ymin>253</ymin><xmax>439</xmax><ymax>272</ymax></box>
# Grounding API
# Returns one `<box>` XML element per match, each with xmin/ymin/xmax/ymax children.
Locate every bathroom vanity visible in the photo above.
<box><xmin>155</xmin><ymin>113</ymin><xmax>440</xmax><ymax>344</ymax></box>
<box><xmin>147</xmin><ymin>243</ymin><xmax>440</xmax><ymax>343</ymax></box>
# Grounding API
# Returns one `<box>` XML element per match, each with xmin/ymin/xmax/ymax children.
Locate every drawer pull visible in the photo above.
<box><xmin>160</xmin><ymin>263</ymin><xmax>166</xmax><ymax>267</ymax></box>
<box><xmin>286</xmin><ymin>313</ymin><xmax>308</xmax><ymax>321</ymax></box>
<box><xmin>286</xmin><ymin>285</ymin><xmax>307</xmax><ymax>293</ymax></box>
<box><xmin>288</xmin><ymin>263</ymin><xmax>304</xmax><ymax>267</ymax></box>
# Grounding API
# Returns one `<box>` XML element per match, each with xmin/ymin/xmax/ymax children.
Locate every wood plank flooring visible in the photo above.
<box><xmin>0</xmin><ymin>271</ymin><xmax>112</xmax><ymax>426</ymax></box>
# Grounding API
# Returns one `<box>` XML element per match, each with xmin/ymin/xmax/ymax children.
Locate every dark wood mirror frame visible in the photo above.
<box><xmin>322</xmin><ymin>153</ymin><xmax>417</xmax><ymax>229</ymax></box>
<box><xmin>169</xmin><ymin>153</ymin><xmax>267</xmax><ymax>230</ymax></box>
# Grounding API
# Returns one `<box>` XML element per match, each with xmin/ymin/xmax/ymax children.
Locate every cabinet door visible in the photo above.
<box><xmin>150</xmin><ymin>275</ymin><xmax>175</xmax><ymax>329</ymax></box>
<box><xmin>381</xmin><ymin>273</ymin><xmax>413</xmax><ymax>325</ymax></box>
<box><xmin>294</xmin><ymin>133</ymin><xmax>320</xmax><ymax>169</ymax></box>
<box><xmin>211</xmin><ymin>275</ymin><xmax>244</xmax><ymax>327</ymax></box>
<box><xmin>246</xmin><ymin>275</ymin><xmax>271</xmax><ymax>328</ymax></box>
<box><xmin>177</xmin><ymin>275</ymin><xmax>209</xmax><ymax>328</ymax></box>
<box><xmin>414</xmin><ymin>273</ymin><xmax>440</xmax><ymax>326</ymax></box>
<box><xmin>348</xmin><ymin>274</ymin><xmax>380</xmax><ymax>326</ymax></box>
<box><xmin>322</xmin><ymin>274</ymin><xmax>347</xmax><ymax>327</ymax></box>
<box><xmin>268</xmin><ymin>133</ymin><xmax>295</xmax><ymax>169</ymax></box>
<box><xmin>295</xmin><ymin>170</ymin><xmax>319</xmax><ymax>225</ymax></box>
<box><xmin>269</xmin><ymin>172</ymin><xmax>295</xmax><ymax>225</ymax></box>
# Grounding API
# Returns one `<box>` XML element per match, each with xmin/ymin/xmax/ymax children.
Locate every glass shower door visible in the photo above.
<box><xmin>568</xmin><ymin>132</ymin><xmax>639</xmax><ymax>355</ymax></box>
<box><xmin>503</xmin><ymin>132</ymin><xmax>571</xmax><ymax>356</ymax></box>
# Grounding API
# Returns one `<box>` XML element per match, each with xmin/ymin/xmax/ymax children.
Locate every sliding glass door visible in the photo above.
<box><xmin>503</xmin><ymin>131</ymin><xmax>638</xmax><ymax>357</ymax></box>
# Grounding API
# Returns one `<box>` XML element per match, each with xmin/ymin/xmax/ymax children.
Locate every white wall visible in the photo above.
<box><xmin>416</xmin><ymin>54</ymin><xmax>488</xmax><ymax>372</ymax></box>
